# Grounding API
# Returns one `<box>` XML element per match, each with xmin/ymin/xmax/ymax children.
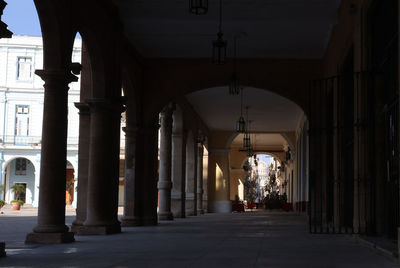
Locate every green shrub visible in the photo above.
<box><xmin>11</xmin><ymin>200</ymin><xmax>24</xmax><ymax>206</ymax></box>
<box><xmin>11</xmin><ymin>184</ymin><xmax>26</xmax><ymax>201</ymax></box>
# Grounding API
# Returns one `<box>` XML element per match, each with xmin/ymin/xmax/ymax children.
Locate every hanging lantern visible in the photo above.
<box><xmin>247</xmin><ymin>148</ymin><xmax>254</xmax><ymax>157</ymax></box>
<box><xmin>243</xmin><ymin>133</ymin><xmax>251</xmax><ymax>148</ymax></box>
<box><xmin>229</xmin><ymin>72</ymin><xmax>240</xmax><ymax>95</ymax></box>
<box><xmin>212</xmin><ymin>32</ymin><xmax>227</xmax><ymax>64</ymax></box>
<box><xmin>236</xmin><ymin>116</ymin><xmax>246</xmax><ymax>133</ymax></box>
<box><xmin>189</xmin><ymin>0</ymin><xmax>208</xmax><ymax>15</ymax></box>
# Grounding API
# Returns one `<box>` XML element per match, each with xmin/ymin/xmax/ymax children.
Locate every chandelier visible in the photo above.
<box><xmin>212</xmin><ymin>0</ymin><xmax>227</xmax><ymax>64</ymax></box>
<box><xmin>189</xmin><ymin>0</ymin><xmax>208</xmax><ymax>15</ymax></box>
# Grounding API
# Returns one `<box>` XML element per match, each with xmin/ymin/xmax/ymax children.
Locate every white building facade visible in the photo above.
<box><xmin>0</xmin><ymin>35</ymin><xmax>81</xmax><ymax>207</ymax></box>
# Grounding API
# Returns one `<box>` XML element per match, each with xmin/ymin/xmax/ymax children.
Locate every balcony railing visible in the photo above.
<box><xmin>0</xmin><ymin>135</ymin><xmax>126</xmax><ymax>147</ymax></box>
<box><xmin>0</xmin><ymin>136</ymin><xmax>79</xmax><ymax>146</ymax></box>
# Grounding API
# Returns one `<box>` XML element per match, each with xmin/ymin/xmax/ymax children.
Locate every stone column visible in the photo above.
<box><xmin>132</xmin><ymin>119</ymin><xmax>159</xmax><ymax>226</ymax></box>
<box><xmin>185</xmin><ymin>134</ymin><xmax>198</xmax><ymax>216</ymax></box>
<box><xmin>71</xmin><ymin>102</ymin><xmax>90</xmax><ymax>233</ymax></box>
<box><xmin>202</xmin><ymin>147</ymin><xmax>209</xmax><ymax>212</ymax></box>
<box><xmin>26</xmin><ymin>70</ymin><xmax>77</xmax><ymax>243</ymax></box>
<box><xmin>158</xmin><ymin>103</ymin><xmax>175</xmax><ymax>220</ymax></box>
<box><xmin>78</xmin><ymin>99</ymin><xmax>122</xmax><ymax>235</ymax></box>
<box><xmin>196</xmin><ymin>135</ymin><xmax>204</xmax><ymax>214</ymax></box>
<box><xmin>121</xmin><ymin>126</ymin><xmax>138</xmax><ymax>226</ymax></box>
<box><xmin>207</xmin><ymin>149</ymin><xmax>231</xmax><ymax>213</ymax></box>
<box><xmin>171</xmin><ymin>130</ymin><xmax>187</xmax><ymax>218</ymax></box>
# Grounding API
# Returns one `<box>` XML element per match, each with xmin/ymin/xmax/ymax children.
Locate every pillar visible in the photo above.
<box><xmin>78</xmin><ymin>99</ymin><xmax>122</xmax><ymax>235</ymax></box>
<box><xmin>26</xmin><ymin>70</ymin><xmax>77</xmax><ymax>243</ymax></box>
<box><xmin>196</xmin><ymin>135</ymin><xmax>204</xmax><ymax>214</ymax></box>
<box><xmin>158</xmin><ymin>103</ymin><xmax>175</xmax><ymax>220</ymax></box>
<box><xmin>120</xmin><ymin>126</ymin><xmax>138</xmax><ymax>226</ymax></box>
<box><xmin>185</xmin><ymin>132</ymin><xmax>197</xmax><ymax>216</ymax></box>
<box><xmin>202</xmin><ymin>147</ymin><xmax>209</xmax><ymax>212</ymax></box>
<box><xmin>71</xmin><ymin>102</ymin><xmax>90</xmax><ymax>233</ymax></box>
<box><xmin>207</xmin><ymin>149</ymin><xmax>231</xmax><ymax>213</ymax></box>
<box><xmin>132</xmin><ymin>118</ymin><xmax>159</xmax><ymax>226</ymax></box>
<box><xmin>171</xmin><ymin>130</ymin><xmax>186</xmax><ymax>218</ymax></box>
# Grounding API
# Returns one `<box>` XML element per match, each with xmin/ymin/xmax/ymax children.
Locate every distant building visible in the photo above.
<box><xmin>0</xmin><ymin>35</ymin><xmax>81</xmax><ymax>206</ymax></box>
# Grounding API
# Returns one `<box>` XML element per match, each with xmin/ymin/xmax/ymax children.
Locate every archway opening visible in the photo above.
<box><xmin>4</xmin><ymin>157</ymin><xmax>35</xmax><ymax>205</ymax></box>
<box><xmin>185</xmin><ymin>86</ymin><xmax>308</xmax><ymax>214</ymax></box>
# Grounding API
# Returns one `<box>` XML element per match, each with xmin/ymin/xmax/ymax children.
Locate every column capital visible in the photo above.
<box><xmin>137</xmin><ymin>122</ymin><xmax>160</xmax><ymax>134</ymax></box>
<box><xmin>86</xmin><ymin>98</ymin><xmax>125</xmax><ymax>114</ymax></box>
<box><xmin>160</xmin><ymin>103</ymin><xmax>176</xmax><ymax>131</ymax></box>
<box><xmin>197</xmin><ymin>144</ymin><xmax>204</xmax><ymax>158</ymax></box>
<box><xmin>122</xmin><ymin>126</ymin><xmax>138</xmax><ymax>137</ymax></box>
<box><xmin>74</xmin><ymin>102</ymin><xmax>90</xmax><ymax>115</ymax></box>
<box><xmin>196</xmin><ymin>131</ymin><xmax>205</xmax><ymax>145</ymax></box>
<box><xmin>35</xmin><ymin>69</ymin><xmax>78</xmax><ymax>86</ymax></box>
<box><xmin>161</xmin><ymin>102</ymin><xmax>176</xmax><ymax>117</ymax></box>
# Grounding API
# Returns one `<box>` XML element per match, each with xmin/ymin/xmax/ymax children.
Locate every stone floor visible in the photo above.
<box><xmin>0</xmin><ymin>207</ymin><xmax>399</xmax><ymax>268</ymax></box>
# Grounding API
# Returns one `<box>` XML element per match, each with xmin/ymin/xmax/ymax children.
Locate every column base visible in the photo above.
<box><xmin>25</xmin><ymin>232</ymin><xmax>75</xmax><ymax>244</ymax></box>
<box><xmin>77</xmin><ymin>223</ymin><xmax>121</xmax><ymax>235</ymax></box>
<box><xmin>0</xmin><ymin>242</ymin><xmax>5</xmax><ymax>257</ymax></box>
<box><xmin>121</xmin><ymin>217</ymin><xmax>142</xmax><ymax>227</ymax></box>
<box><xmin>70</xmin><ymin>222</ymin><xmax>83</xmax><ymax>233</ymax></box>
<box><xmin>158</xmin><ymin>212</ymin><xmax>174</xmax><ymax>221</ymax></box>
<box><xmin>185</xmin><ymin>199</ymin><xmax>196</xmax><ymax>216</ymax></box>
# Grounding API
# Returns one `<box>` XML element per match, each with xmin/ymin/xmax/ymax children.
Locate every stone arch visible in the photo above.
<box><xmin>3</xmin><ymin>156</ymin><xmax>39</xmax><ymax>173</ymax></box>
<box><xmin>71</xmin><ymin>28</ymin><xmax>107</xmax><ymax>99</ymax></box>
<box><xmin>3</xmin><ymin>157</ymin><xmax>37</xmax><ymax>204</ymax></box>
<box><xmin>225</xmin><ymin>132</ymin><xmax>293</xmax><ymax>153</ymax></box>
<box><xmin>144</xmin><ymin>57</ymin><xmax>319</xmax><ymax>116</ymax></box>
<box><xmin>34</xmin><ymin>0</ymin><xmax>76</xmax><ymax>69</ymax></box>
<box><xmin>74</xmin><ymin>8</ymin><xmax>122</xmax><ymax>99</ymax></box>
<box><xmin>172</xmin><ymin>105</ymin><xmax>184</xmax><ymax>134</ymax></box>
<box><xmin>121</xmin><ymin>62</ymin><xmax>140</xmax><ymax>127</ymax></box>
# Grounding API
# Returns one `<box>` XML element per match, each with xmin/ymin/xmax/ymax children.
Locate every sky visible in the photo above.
<box><xmin>3</xmin><ymin>0</ymin><xmax>42</xmax><ymax>36</ymax></box>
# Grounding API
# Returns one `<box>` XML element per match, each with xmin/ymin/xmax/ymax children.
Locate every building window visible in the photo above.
<box><xmin>15</xmin><ymin>158</ymin><xmax>27</xmax><ymax>175</ymax></box>
<box><xmin>16</xmin><ymin>105</ymin><xmax>29</xmax><ymax>115</ymax></box>
<box><xmin>17</xmin><ymin>57</ymin><xmax>32</xmax><ymax>81</ymax></box>
<box><xmin>15</xmin><ymin>105</ymin><xmax>30</xmax><ymax>138</ymax></box>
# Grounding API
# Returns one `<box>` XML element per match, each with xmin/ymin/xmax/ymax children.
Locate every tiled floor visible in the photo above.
<box><xmin>0</xmin><ymin>208</ymin><xmax>399</xmax><ymax>267</ymax></box>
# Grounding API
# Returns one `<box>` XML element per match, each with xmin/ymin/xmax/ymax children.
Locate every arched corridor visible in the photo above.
<box><xmin>1</xmin><ymin>0</ymin><xmax>400</xmax><ymax>265</ymax></box>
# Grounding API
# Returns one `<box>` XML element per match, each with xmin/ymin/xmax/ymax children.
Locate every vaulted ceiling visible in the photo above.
<box><xmin>113</xmin><ymin>0</ymin><xmax>338</xmax><ymax>145</ymax></box>
<box><xmin>113</xmin><ymin>0</ymin><xmax>341</xmax><ymax>58</ymax></box>
<box><xmin>185</xmin><ymin>86</ymin><xmax>303</xmax><ymax>132</ymax></box>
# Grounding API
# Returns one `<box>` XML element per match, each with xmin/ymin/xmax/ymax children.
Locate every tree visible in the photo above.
<box><xmin>244</xmin><ymin>176</ymin><xmax>257</xmax><ymax>204</ymax></box>
<box><xmin>11</xmin><ymin>184</ymin><xmax>26</xmax><ymax>201</ymax></box>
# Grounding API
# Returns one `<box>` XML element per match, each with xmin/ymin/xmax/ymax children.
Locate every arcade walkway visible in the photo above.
<box><xmin>0</xmin><ymin>209</ymin><xmax>399</xmax><ymax>268</ymax></box>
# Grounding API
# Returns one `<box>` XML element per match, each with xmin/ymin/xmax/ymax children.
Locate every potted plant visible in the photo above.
<box><xmin>10</xmin><ymin>184</ymin><xmax>26</xmax><ymax>211</ymax></box>
<box><xmin>0</xmin><ymin>200</ymin><xmax>4</xmax><ymax>209</ymax></box>
<box><xmin>10</xmin><ymin>200</ymin><xmax>24</xmax><ymax>210</ymax></box>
